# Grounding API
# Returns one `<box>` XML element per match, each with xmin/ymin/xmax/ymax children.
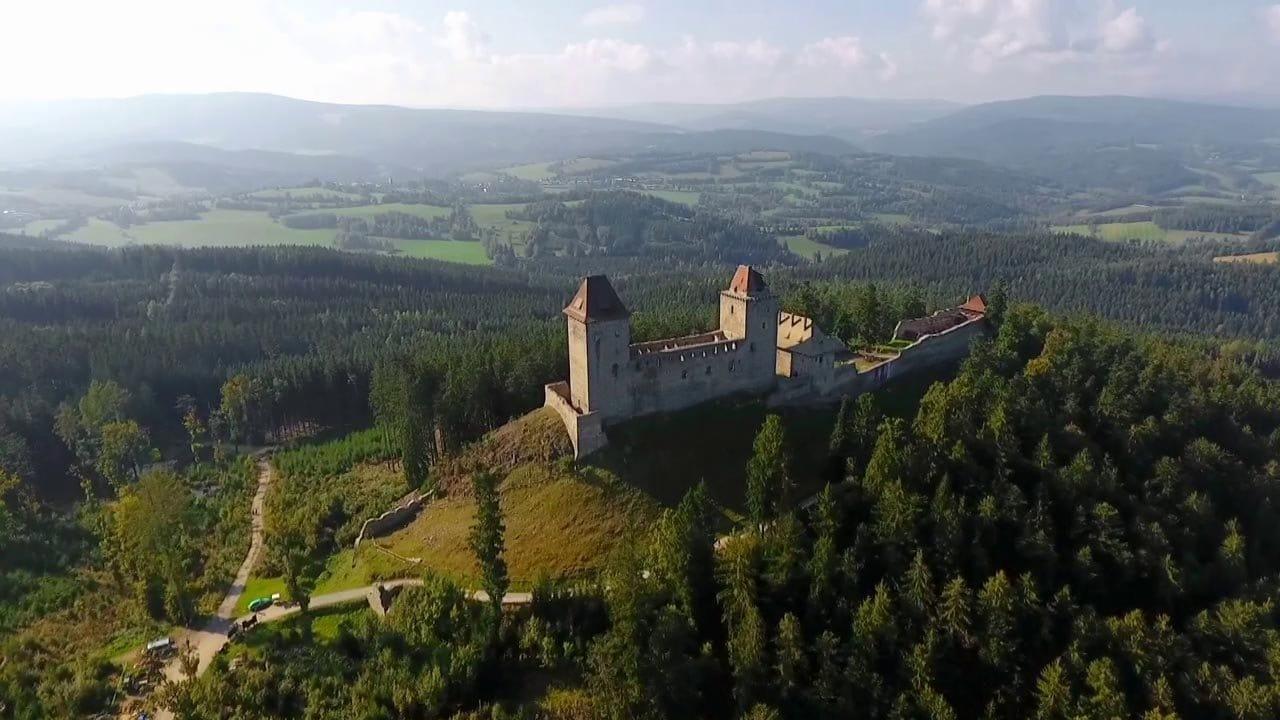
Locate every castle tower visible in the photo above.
<box><xmin>563</xmin><ymin>275</ymin><xmax>631</xmax><ymax>417</ymax></box>
<box><xmin>719</xmin><ymin>265</ymin><xmax>779</xmax><ymax>386</ymax></box>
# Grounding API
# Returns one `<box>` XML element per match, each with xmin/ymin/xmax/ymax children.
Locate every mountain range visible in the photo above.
<box><xmin>2</xmin><ymin>92</ymin><xmax>1279</xmax><ymax>194</ymax></box>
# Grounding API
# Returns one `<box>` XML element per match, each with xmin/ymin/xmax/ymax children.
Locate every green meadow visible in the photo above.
<box><xmin>1053</xmin><ymin>220</ymin><xmax>1247</xmax><ymax>244</ymax></box>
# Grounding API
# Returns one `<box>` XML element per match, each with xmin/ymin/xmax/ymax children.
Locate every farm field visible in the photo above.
<box><xmin>249</xmin><ymin>186</ymin><xmax>364</xmax><ymax>201</ymax></box>
<box><xmin>290</xmin><ymin>202</ymin><xmax>451</xmax><ymax>221</ymax></box>
<box><xmin>1053</xmin><ymin>221</ymin><xmax>1247</xmax><ymax>244</ymax></box>
<box><xmin>469</xmin><ymin>202</ymin><xmax>536</xmax><ymax>246</ymax></box>
<box><xmin>640</xmin><ymin>189</ymin><xmax>701</xmax><ymax>205</ymax></box>
<box><xmin>49</xmin><ymin>204</ymin><xmax>507</xmax><ymax>263</ymax></box>
<box><xmin>64</xmin><ymin>210</ymin><xmax>335</xmax><ymax>248</ymax></box>
<box><xmin>386</xmin><ymin>238</ymin><xmax>490</xmax><ymax>265</ymax></box>
<box><xmin>870</xmin><ymin>212</ymin><xmax>911</xmax><ymax>225</ymax></box>
<box><xmin>498</xmin><ymin>161</ymin><xmax>555</xmax><ymax>181</ymax></box>
<box><xmin>21</xmin><ymin>219</ymin><xmax>64</xmax><ymax>236</ymax></box>
<box><xmin>1213</xmin><ymin>251</ymin><xmax>1279</xmax><ymax>265</ymax></box>
<box><xmin>0</xmin><ymin>186</ymin><xmax>131</xmax><ymax>209</ymax></box>
<box><xmin>559</xmin><ymin>157</ymin><xmax>618</xmax><ymax>174</ymax></box>
<box><xmin>780</xmin><ymin>234</ymin><xmax>847</xmax><ymax>260</ymax></box>
<box><xmin>1252</xmin><ymin>172</ymin><xmax>1280</xmax><ymax>188</ymax></box>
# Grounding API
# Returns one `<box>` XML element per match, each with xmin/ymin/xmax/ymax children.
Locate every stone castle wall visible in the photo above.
<box><xmin>545</xmin><ymin>382</ymin><xmax>607</xmax><ymax>458</ymax></box>
<box><xmin>620</xmin><ymin>336</ymin><xmax>775</xmax><ymax>418</ymax></box>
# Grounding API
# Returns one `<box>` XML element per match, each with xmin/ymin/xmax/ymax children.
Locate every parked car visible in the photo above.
<box><xmin>143</xmin><ymin>637</ymin><xmax>174</xmax><ymax>658</ymax></box>
<box><xmin>247</xmin><ymin>596</ymin><xmax>273</xmax><ymax>612</ymax></box>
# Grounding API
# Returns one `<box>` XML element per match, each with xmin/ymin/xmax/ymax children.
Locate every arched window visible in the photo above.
<box><xmin>611</xmin><ymin>363</ymin><xmax>619</xmax><ymax>377</ymax></box>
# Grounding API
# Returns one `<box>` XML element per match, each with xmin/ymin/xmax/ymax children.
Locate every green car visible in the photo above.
<box><xmin>247</xmin><ymin>596</ymin><xmax>273</xmax><ymax>613</ymax></box>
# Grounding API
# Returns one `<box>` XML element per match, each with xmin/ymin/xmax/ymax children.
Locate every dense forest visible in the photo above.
<box><xmin>2</xmin><ymin>224</ymin><xmax>1280</xmax><ymax>718</ymax></box>
<box><xmin>150</xmin><ymin>305</ymin><xmax>1280</xmax><ymax>719</ymax></box>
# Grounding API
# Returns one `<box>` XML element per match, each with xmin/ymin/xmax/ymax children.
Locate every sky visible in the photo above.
<box><xmin>3</xmin><ymin>0</ymin><xmax>1280</xmax><ymax>108</ymax></box>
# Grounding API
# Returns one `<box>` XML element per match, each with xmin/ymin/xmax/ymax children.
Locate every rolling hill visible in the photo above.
<box><xmin>0</xmin><ymin>93</ymin><xmax>855</xmax><ymax>178</ymax></box>
<box><xmin>865</xmin><ymin>95</ymin><xmax>1280</xmax><ymax>193</ymax></box>
<box><xmin>569</xmin><ymin>96</ymin><xmax>962</xmax><ymax>141</ymax></box>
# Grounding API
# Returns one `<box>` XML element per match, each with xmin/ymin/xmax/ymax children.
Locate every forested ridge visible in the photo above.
<box><xmin>2</xmin><ymin>228</ymin><xmax>1280</xmax><ymax>718</ymax></box>
<box><xmin>149</xmin><ymin>305</ymin><xmax>1280</xmax><ymax>719</ymax></box>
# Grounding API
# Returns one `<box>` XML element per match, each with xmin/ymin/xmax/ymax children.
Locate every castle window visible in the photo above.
<box><xmin>750</xmin><ymin>342</ymin><xmax>756</xmax><ymax>352</ymax></box>
<box><xmin>681</xmin><ymin>370</ymin><xmax>687</xmax><ymax>380</ymax></box>
<box><xmin>705</xmin><ymin>366</ymin><xmax>711</xmax><ymax>375</ymax></box>
<box><xmin>729</xmin><ymin>360</ymin><xmax>735</xmax><ymax>372</ymax></box>
<box><xmin>730</xmin><ymin>305</ymin><xmax>735</xmax><ymax>315</ymax></box>
<box><xmin>612</xmin><ymin>363</ymin><xmax>619</xmax><ymax>378</ymax></box>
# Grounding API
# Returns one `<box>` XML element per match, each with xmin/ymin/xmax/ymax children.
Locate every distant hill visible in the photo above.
<box><xmin>865</xmin><ymin>95</ymin><xmax>1280</xmax><ymax>193</ymax></box>
<box><xmin>0</xmin><ymin>93</ymin><xmax>855</xmax><ymax>178</ymax></box>
<box><xmin>569</xmin><ymin>96</ymin><xmax>962</xmax><ymax>141</ymax></box>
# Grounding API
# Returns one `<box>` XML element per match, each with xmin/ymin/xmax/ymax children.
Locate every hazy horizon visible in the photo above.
<box><xmin>4</xmin><ymin>1</ymin><xmax>1280</xmax><ymax>109</ymax></box>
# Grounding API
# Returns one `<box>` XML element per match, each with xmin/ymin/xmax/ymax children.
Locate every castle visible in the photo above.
<box><xmin>545</xmin><ymin>266</ymin><xmax>989</xmax><ymax>457</ymax></box>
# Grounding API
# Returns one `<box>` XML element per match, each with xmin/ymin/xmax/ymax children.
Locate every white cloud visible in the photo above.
<box><xmin>1099</xmin><ymin>7</ymin><xmax>1154</xmax><ymax>53</ymax></box>
<box><xmin>581</xmin><ymin>4</ymin><xmax>646</xmax><ymax>28</ymax></box>
<box><xmin>1266</xmin><ymin>5</ymin><xmax>1280</xmax><ymax>42</ymax></box>
<box><xmin>801</xmin><ymin>36</ymin><xmax>869</xmax><ymax>69</ymax></box>
<box><xmin>561</xmin><ymin>38</ymin><xmax>653</xmax><ymax>72</ymax></box>
<box><xmin>436</xmin><ymin>11</ymin><xmax>489</xmax><ymax>62</ymax></box>
<box><xmin>921</xmin><ymin>0</ymin><xmax>1162</xmax><ymax>71</ymax></box>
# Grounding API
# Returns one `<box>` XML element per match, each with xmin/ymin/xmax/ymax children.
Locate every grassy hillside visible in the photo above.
<box><xmin>1052</xmin><ymin>220</ymin><xmax>1247</xmax><ymax>244</ymax></box>
<box><xmin>341</xmin><ymin>462</ymin><xmax>657</xmax><ymax>590</ymax></box>
<box><xmin>252</xmin><ymin>360</ymin><xmax>952</xmax><ymax>597</ymax></box>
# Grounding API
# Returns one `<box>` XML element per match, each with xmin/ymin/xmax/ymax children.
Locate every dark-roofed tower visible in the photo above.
<box><xmin>719</xmin><ymin>265</ymin><xmax>779</xmax><ymax>388</ymax></box>
<box><xmin>564</xmin><ymin>275</ymin><xmax>632</xmax><ymax>416</ymax></box>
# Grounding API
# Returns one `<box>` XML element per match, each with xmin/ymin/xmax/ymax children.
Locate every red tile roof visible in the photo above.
<box><xmin>563</xmin><ymin>275</ymin><xmax>630</xmax><ymax>323</ymax></box>
<box><xmin>960</xmin><ymin>294</ymin><xmax>988</xmax><ymax>314</ymax></box>
<box><xmin>728</xmin><ymin>265</ymin><xmax>768</xmax><ymax>295</ymax></box>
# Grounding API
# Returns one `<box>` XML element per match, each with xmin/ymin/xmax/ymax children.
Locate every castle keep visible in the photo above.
<box><xmin>545</xmin><ymin>266</ymin><xmax>988</xmax><ymax>457</ymax></box>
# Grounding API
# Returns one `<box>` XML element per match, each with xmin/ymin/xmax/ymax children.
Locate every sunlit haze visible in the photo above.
<box><xmin>4</xmin><ymin>0</ymin><xmax>1280</xmax><ymax>107</ymax></box>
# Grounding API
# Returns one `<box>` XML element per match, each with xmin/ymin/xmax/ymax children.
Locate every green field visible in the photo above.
<box><xmin>870</xmin><ymin>213</ymin><xmax>911</xmax><ymax>225</ymax></box>
<box><xmin>292</xmin><ymin>202</ymin><xmax>452</xmax><ymax>221</ymax></box>
<box><xmin>65</xmin><ymin>210</ymin><xmax>335</xmax><ymax>248</ymax></box>
<box><xmin>21</xmin><ymin>219</ymin><xmax>64</xmax><ymax>236</ymax></box>
<box><xmin>1253</xmin><ymin>172</ymin><xmax>1280</xmax><ymax>192</ymax></box>
<box><xmin>249</xmin><ymin>186</ymin><xmax>364</xmax><ymax>201</ymax></box>
<box><xmin>499</xmin><ymin>162</ymin><xmax>556</xmax><ymax>181</ymax></box>
<box><xmin>1053</xmin><ymin>221</ymin><xmax>1247</xmax><ymax>244</ymax></box>
<box><xmin>470</xmin><ymin>202</ymin><xmax>536</xmax><ymax>246</ymax></box>
<box><xmin>641</xmin><ymin>190</ymin><xmax>701</xmax><ymax>206</ymax></box>
<box><xmin>780</xmin><ymin>234</ymin><xmax>847</xmax><ymax>260</ymax></box>
<box><xmin>387</xmin><ymin>238</ymin><xmax>490</xmax><ymax>265</ymax></box>
<box><xmin>559</xmin><ymin>157</ymin><xmax>617</xmax><ymax>175</ymax></box>
<box><xmin>0</xmin><ymin>187</ymin><xmax>130</xmax><ymax>209</ymax></box>
<box><xmin>55</xmin><ymin>208</ymin><xmax>493</xmax><ymax>265</ymax></box>
<box><xmin>234</xmin><ymin>576</ymin><xmax>290</xmax><ymax>615</ymax></box>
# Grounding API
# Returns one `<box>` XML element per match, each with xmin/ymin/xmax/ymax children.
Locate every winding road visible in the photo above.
<box><xmin>154</xmin><ymin>454</ymin><xmax>530</xmax><ymax>715</ymax></box>
<box><xmin>161</xmin><ymin>454</ymin><xmax>273</xmax><ymax>686</ymax></box>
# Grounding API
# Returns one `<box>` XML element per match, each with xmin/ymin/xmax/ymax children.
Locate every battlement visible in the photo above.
<box><xmin>545</xmin><ymin>268</ymin><xmax>990</xmax><ymax>458</ymax></box>
<box><xmin>631</xmin><ymin>330</ymin><xmax>731</xmax><ymax>357</ymax></box>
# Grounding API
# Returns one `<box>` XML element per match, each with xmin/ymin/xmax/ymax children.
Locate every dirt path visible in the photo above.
<box><xmin>153</xmin><ymin>455</ymin><xmax>272</xmax><ymax>716</ymax></box>
<box><xmin>149</xmin><ymin>455</ymin><xmax>529</xmax><ymax>715</ymax></box>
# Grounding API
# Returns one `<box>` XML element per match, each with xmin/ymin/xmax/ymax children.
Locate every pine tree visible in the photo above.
<box><xmin>719</xmin><ymin>536</ymin><xmax>767</xmax><ymax>712</ymax></box>
<box><xmin>807</xmin><ymin>484</ymin><xmax>840</xmax><ymax>623</ymax></box>
<box><xmin>1034</xmin><ymin>659</ymin><xmax>1072</xmax><ymax>720</ymax></box>
<box><xmin>775</xmin><ymin>613</ymin><xmax>808</xmax><ymax>700</ymax></box>
<box><xmin>903</xmin><ymin>550</ymin><xmax>935</xmax><ymax>621</ymax></box>
<box><xmin>469</xmin><ymin>471</ymin><xmax>508</xmax><ymax>623</ymax></box>
<box><xmin>938</xmin><ymin>576</ymin><xmax>973</xmax><ymax>648</ymax></box>
<box><xmin>746</xmin><ymin>415</ymin><xmax>790</xmax><ymax>528</ymax></box>
<box><xmin>829</xmin><ymin>396</ymin><xmax>854</xmax><ymax>458</ymax></box>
